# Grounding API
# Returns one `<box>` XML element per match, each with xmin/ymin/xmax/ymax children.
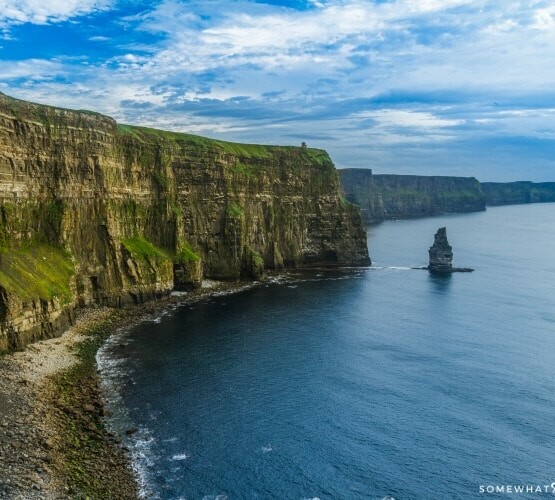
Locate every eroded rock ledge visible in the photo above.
<box><xmin>0</xmin><ymin>92</ymin><xmax>370</xmax><ymax>352</ymax></box>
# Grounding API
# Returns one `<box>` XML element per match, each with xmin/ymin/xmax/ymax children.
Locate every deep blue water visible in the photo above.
<box><xmin>99</xmin><ymin>203</ymin><xmax>555</xmax><ymax>499</ymax></box>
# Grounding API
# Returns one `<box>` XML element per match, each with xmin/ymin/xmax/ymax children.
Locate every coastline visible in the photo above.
<box><xmin>0</xmin><ymin>279</ymin><xmax>255</xmax><ymax>499</ymax></box>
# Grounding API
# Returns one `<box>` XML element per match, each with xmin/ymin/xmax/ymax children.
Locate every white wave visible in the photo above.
<box><xmin>97</xmin><ymin>335</ymin><xmax>160</xmax><ymax>499</ymax></box>
<box><xmin>150</xmin><ymin>310</ymin><xmax>171</xmax><ymax>323</ymax></box>
<box><xmin>170</xmin><ymin>453</ymin><xmax>189</xmax><ymax>461</ymax></box>
<box><xmin>266</xmin><ymin>275</ymin><xmax>288</xmax><ymax>284</ymax></box>
<box><xmin>131</xmin><ymin>431</ymin><xmax>161</xmax><ymax>498</ymax></box>
<box><xmin>262</xmin><ymin>444</ymin><xmax>272</xmax><ymax>453</ymax></box>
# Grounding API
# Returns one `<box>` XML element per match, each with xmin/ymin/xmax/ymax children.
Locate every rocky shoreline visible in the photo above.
<box><xmin>0</xmin><ymin>280</ymin><xmax>254</xmax><ymax>499</ymax></box>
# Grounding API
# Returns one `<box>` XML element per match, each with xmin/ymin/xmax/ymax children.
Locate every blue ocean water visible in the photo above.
<box><xmin>98</xmin><ymin>203</ymin><xmax>555</xmax><ymax>499</ymax></box>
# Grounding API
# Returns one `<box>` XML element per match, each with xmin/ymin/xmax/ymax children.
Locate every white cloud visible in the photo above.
<box><xmin>0</xmin><ymin>0</ymin><xmax>111</xmax><ymax>27</ymax></box>
<box><xmin>2</xmin><ymin>0</ymin><xmax>555</xmax><ymax>180</ymax></box>
<box><xmin>0</xmin><ymin>58</ymin><xmax>65</xmax><ymax>80</ymax></box>
<box><xmin>142</xmin><ymin>0</ymin><xmax>476</xmax><ymax>65</ymax></box>
<box><xmin>533</xmin><ymin>6</ymin><xmax>555</xmax><ymax>30</ymax></box>
<box><xmin>354</xmin><ymin>109</ymin><xmax>465</xmax><ymax>129</ymax></box>
<box><xmin>121</xmin><ymin>0</ymin><xmax>555</xmax><ymax>100</ymax></box>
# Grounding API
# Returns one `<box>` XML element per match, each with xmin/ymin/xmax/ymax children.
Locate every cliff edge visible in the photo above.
<box><xmin>0</xmin><ymin>92</ymin><xmax>369</xmax><ymax>352</ymax></box>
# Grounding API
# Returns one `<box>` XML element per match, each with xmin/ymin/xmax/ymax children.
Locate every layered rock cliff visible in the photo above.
<box><xmin>0</xmin><ymin>92</ymin><xmax>369</xmax><ymax>353</ymax></box>
<box><xmin>481</xmin><ymin>181</ymin><xmax>555</xmax><ymax>206</ymax></box>
<box><xmin>339</xmin><ymin>169</ymin><xmax>485</xmax><ymax>223</ymax></box>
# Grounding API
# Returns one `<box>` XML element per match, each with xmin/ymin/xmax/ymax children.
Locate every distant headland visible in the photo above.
<box><xmin>339</xmin><ymin>169</ymin><xmax>555</xmax><ymax>223</ymax></box>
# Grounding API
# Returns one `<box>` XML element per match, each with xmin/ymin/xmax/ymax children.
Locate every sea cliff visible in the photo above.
<box><xmin>339</xmin><ymin>169</ymin><xmax>485</xmax><ymax>223</ymax></box>
<box><xmin>339</xmin><ymin>169</ymin><xmax>555</xmax><ymax>223</ymax></box>
<box><xmin>0</xmin><ymin>92</ymin><xmax>369</xmax><ymax>353</ymax></box>
<box><xmin>481</xmin><ymin>181</ymin><xmax>555</xmax><ymax>206</ymax></box>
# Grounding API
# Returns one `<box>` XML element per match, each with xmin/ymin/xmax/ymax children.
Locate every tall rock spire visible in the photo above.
<box><xmin>427</xmin><ymin>227</ymin><xmax>473</xmax><ymax>273</ymax></box>
<box><xmin>428</xmin><ymin>227</ymin><xmax>453</xmax><ymax>272</ymax></box>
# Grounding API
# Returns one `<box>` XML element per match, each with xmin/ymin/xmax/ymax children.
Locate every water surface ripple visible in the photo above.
<box><xmin>99</xmin><ymin>204</ymin><xmax>555</xmax><ymax>499</ymax></box>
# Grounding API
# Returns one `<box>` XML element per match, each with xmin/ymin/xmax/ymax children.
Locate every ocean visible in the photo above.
<box><xmin>98</xmin><ymin>203</ymin><xmax>555</xmax><ymax>499</ymax></box>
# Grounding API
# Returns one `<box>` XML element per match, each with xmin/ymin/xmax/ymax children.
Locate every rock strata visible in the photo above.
<box><xmin>427</xmin><ymin>227</ymin><xmax>473</xmax><ymax>273</ymax></box>
<box><xmin>0</xmin><ymin>92</ymin><xmax>370</xmax><ymax>353</ymax></box>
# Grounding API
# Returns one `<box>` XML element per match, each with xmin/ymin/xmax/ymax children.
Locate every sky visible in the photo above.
<box><xmin>1</xmin><ymin>0</ymin><xmax>554</xmax><ymax>181</ymax></box>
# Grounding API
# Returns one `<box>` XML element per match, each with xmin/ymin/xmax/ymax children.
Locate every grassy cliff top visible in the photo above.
<box><xmin>116</xmin><ymin>123</ymin><xmax>330</xmax><ymax>163</ymax></box>
<box><xmin>0</xmin><ymin>91</ymin><xmax>330</xmax><ymax>163</ymax></box>
<box><xmin>0</xmin><ymin>91</ymin><xmax>115</xmax><ymax>128</ymax></box>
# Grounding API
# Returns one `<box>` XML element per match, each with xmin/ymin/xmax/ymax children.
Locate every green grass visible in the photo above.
<box><xmin>231</xmin><ymin>161</ymin><xmax>256</xmax><ymax>177</ymax></box>
<box><xmin>120</xmin><ymin>235</ymin><xmax>171</xmax><ymax>263</ymax></box>
<box><xmin>169</xmin><ymin>200</ymin><xmax>181</xmax><ymax>218</ymax></box>
<box><xmin>122</xmin><ymin>235</ymin><xmax>201</xmax><ymax>267</ymax></box>
<box><xmin>117</xmin><ymin>123</ymin><xmax>273</xmax><ymax>158</ymax></box>
<box><xmin>152</xmin><ymin>170</ymin><xmax>169</xmax><ymax>191</ymax></box>
<box><xmin>176</xmin><ymin>241</ymin><xmax>200</xmax><ymax>264</ymax></box>
<box><xmin>0</xmin><ymin>92</ymin><xmax>109</xmax><ymax>127</ymax></box>
<box><xmin>2</xmin><ymin>93</ymin><xmax>332</xmax><ymax>167</ymax></box>
<box><xmin>303</xmin><ymin>148</ymin><xmax>334</xmax><ymax>167</ymax></box>
<box><xmin>0</xmin><ymin>245</ymin><xmax>74</xmax><ymax>303</ymax></box>
<box><xmin>226</xmin><ymin>202</ymin><xmax>244</xmax><ymax>218</ymax></box>
<box><xmin>252</xmin><ymin>250</ymin><xmax>264</xmax><ymax>268</ymax></box>
<box><xmin>116</xmin><ymin>123</ymin><xmax>330</xmax><ymax>162</ymax></box>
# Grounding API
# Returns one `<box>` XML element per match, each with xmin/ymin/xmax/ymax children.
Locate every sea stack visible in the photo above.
<box><xmin>427</xmin><ymin>227</ymin><xmax>474</xmax><ymax>273</ymax></box>
<box><xmin>428</xmin><ymin>227</ymin><xmax>453</xmax><ymax>272</ymax></box>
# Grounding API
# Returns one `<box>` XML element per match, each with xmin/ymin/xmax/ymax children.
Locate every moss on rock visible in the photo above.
<box><xmin>0</xmin><ymin>245</ymin><xmax>74</xmax><ymax>303</ymax></box>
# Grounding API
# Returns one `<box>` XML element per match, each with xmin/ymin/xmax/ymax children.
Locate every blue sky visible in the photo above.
<box><xmin>1</xmin><ymin>0</ymin><xmax>554</xmax><ymax>181</ymax></box>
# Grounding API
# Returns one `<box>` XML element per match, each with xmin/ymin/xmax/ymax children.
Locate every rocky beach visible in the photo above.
<box><xmin>0</xmin><ymin>306</ymin><xmax>139</xmax><ymax>499</ymax></box>
<box><xmin>0</xmin><ymin>280</ymin><xmax>254</xmax><ymax>499</ymax></box>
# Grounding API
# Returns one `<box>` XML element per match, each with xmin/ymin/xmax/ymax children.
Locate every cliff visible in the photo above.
<box><xmin>339</xmin><ymin>169</ymin><xmax>485</xmax><ymax>223</ymax></box>
<box><xmin>481</xmin><ymin>181</ymin><xmax>555</xmax><ymax>206</ymax></box>
<box><xmin>0</xmin><ymin>92</ymin><xmax>369</xmax><ymax>353</ymax></box>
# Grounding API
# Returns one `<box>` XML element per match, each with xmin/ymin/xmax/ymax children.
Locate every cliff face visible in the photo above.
<box><xmin>0</xmin><ymin>93</ymin><xmax>369</xmax><ymax>353</ymax></box>
<box><xmin>481</xmin><ymin>181</ymin><xmax>555</xmax><ymax>206</ymax></box>
<box><xmin>339</xmin><ymin>169</ymin><xmax>485</xmax><ymax>223</ymax></box>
